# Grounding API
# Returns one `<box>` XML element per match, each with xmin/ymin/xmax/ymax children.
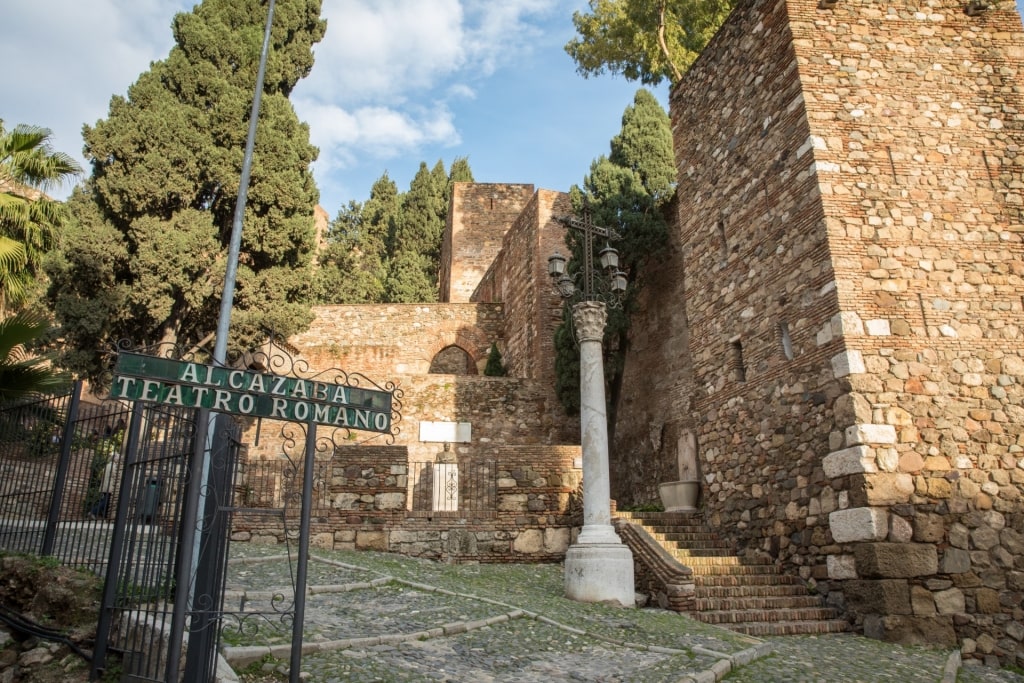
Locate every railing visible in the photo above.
<box><xmin>407</xmin><ymin>460</ymin><xmax>495</xmax><ymax>516</ymax></box>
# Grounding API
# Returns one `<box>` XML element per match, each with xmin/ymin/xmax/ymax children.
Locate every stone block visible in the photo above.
<box><xmin>355</xmin><ymin>530</ymin><xmax>387</xmax><ymax>551</ymax></box>
<box><xmin>497</xmin><ymin>494</ymin><xmax>528</xmax><ymax>512</ymax></box>
<box><xmin>845</xmin><ymin>423</ymin><xmax>898</xmax><ymax>446</ymax></box>
<box><xmin>975</xmin><ymin>587</ymin><xmax>1001</xmax><ymax>613</ymax></box>
<box><xmin>850</xmin><ymin>473</ymin><xmax>914</xmax><ymax>506</ymax></box>
<box><xmin>910</xmin><ymin>586</ymin><xmax>936</xmax><ymax>616</ymax></box>
<box><xmin>332</xmin><ymin>492</ymin><xmax>360</xmax><ymax>509</ymax></box>
<box><xmin>933</xmin><ymin>588</ymin><xmax>965</xmax><ymax>614</ymax></box>
<box><xmin>844</xmin><ymin>579</ymin><xmax>911</xmax><ymax>615</ymax></box>
<box><xmin>854</xmin><ymin>543</ymin><xmax>938</xmax><ymax>578</ymax></box>
<box><xmin>311</xmin><ymin>532</ymin><xmax>334</xmax><ymax>549</ymax></box>
<box><xmin>827</xmin><ymin>554</ymin><xmax>858</xmax><ymax>579</ymax></box>
<box><xmin>823</xmin><ymin>445</ymin><xmax>877</xmax><ymax>478</ymax></box>
<box><xmin>543</xmin><ymin>527</ymin><xmax>570</xmax><ymax>553</ymax></box>
<box><xmin>830</xmin><ymin>507</ymin><xmax>888</xmax><ymax>543</ymax></box>
<box><xmin>374</xmin><ymin>492</ymin><xmax>405</xmax><ymax>510</ymax></box>
<box><xmin>832</xmin><ymin>350</ymin><xmax>866</xmax><ymax>377</ymax></box>
<box><xmin>873</xmin><ymin>615</ymin><xmax>957</xmax><ymax>647</ymax></box>
<box><xmin>940</xmin><ymin>548</ymin><xmax>971</xmax><ymax>574</ymax></box>
<box><xmin>513</xmin><ymin>529</ymin><xmax>543</xmax><ymax>554</ymax></box>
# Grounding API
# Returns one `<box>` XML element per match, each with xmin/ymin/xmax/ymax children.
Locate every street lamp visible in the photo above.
<box><xmin>549</xmin><ymin>204</ymin><xmax>635</xmax><ymax>608</ymax></box>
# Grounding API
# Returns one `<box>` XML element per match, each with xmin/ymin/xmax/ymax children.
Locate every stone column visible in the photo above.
<box><xmin>563</xmin><ymin>301</ymin><xmax>635</xmax><ymax>607</ymax></box>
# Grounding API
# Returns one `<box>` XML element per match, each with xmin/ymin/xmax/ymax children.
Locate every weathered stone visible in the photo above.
<box><xmin>543</xmin><ymin>527</ymin><xmax>570</xmax><ymax>553</ymax></box>
<box><xmin>823</xmin><ymin>445</ymin><xmax>877</xmax><ymax>478</ymax></box>
<box><xmin>888</xmin><ymin>515</ymin><xmax>913</xmax><ymax>543</ymax></box>
<box><xmin>912</xmin><ymin>514</ymin><xmax>946</xmax><ymax>543</ymax></box>
<box><xmin>874</xmin><ymin>616</ymin><xmax>957</xmax><ymax>647</ymax></box>
<box><xmin>355</xmin><ymin>530</ymin><xmax>387</xmax><ymax>551</ymax></box>
<box><xmin>975</xmin><ymin>588</ymin><xmax>1001</xmax><ymax>614</ymax></box>
<box><xmin>827</xmin><ymin>554</ymin><xmax>858</xmax><ymax>579</ymax></box>
<box><xmin>513</xmin><ymin>529</ymin><xmax>543</xmax><ymax>554</ymax></box>
<box><xmin>849</xmin><ymin>473</ymin><xmax>914</xmax><ymax>506</ymax></box>
<box><xmin>854</xmin><ymin>543</ymin><xmax>938</xmax><ymax>579</ymax></box>
<box><xmin>844</xmin><ymin>579</ymin><xmax>911</xmax><ymax>615</ymax></box>
<box><xmin>934</xmin><ymin>588</ymin><xmax>966</xmax><ymax>615</ymax></box>
<box><xmin>830</xmin><ymin>507</ymin><xmax>888</xmax><ymax>543</ymax></box>
<box><xmin>374</xmin><ymin>492</ymin><xmax>405</xmax><ymax>510</ymax></box>
<box><xmin>940</xmin><ymin>548</ymin><xmax>971</xmax><ymax>574</ymax></box>
<box><xmin>910</xmin><ymin>586</ymin><xmax>936</xmax><ymax>616</ymax></box>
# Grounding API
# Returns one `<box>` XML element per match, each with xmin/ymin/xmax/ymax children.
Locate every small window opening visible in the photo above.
<box><xmin>717</xmin><ymin>219</ymin><xmax>729</xmax><ymax>262</ymax></box>
<box><xmin>729</xmin><ymin>339</ymin><xmax>747</xmax><ymax>382</ymax></box>
<box><xmin>779</xmin><ymin>322</ymin><xmax>794</xmax><ymax>360</ymax></box>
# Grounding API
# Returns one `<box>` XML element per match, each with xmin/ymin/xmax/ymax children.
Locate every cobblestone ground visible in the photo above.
<box><xmin>225</xmin><ymin>545</ymin><xmax>1024</xmax><ymax>683</ymax></box>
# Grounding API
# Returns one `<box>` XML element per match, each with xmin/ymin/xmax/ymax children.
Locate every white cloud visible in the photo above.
<box><xmin>302</xmin><ymin>0</ymin><xmax>466</xmax><ymax>104</ymax></box>
<box><xmin>297</xmin><ymin>98</ymin><xmax>459</xmax><ymax>166</ymax></box>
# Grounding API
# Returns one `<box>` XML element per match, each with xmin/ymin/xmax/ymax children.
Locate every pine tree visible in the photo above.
<box><xmin>48</xmin><ymin>0</ymin><xmax>325</xmax><ymax>381</ymax></box>
<box><xmin>554</xmin><ymin>89</ymin><xmax>675</xmax><ymax>420</ymax></box>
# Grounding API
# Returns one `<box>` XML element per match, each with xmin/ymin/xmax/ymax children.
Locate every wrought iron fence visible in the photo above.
<box><xmin>0</xmin><ymin>384</ymin><xmax>135</xmax><ymax>572</ymax></box>
<box><xmin>408</xmin><ymin>459</ymin><xmax>496</xmax><ymax>515</ymax></box>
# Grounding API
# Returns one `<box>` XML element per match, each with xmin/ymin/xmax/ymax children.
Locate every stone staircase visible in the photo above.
<box><xmin>616</xmin><ymin>510</ymin><xmax>848</xmax><ymax>637</ymax></box>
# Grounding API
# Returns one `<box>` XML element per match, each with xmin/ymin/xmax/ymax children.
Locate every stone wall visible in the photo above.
<box><xmin>440</xmin><ymin>183</ymin><xmax>535</xmax><ymax>303</ymax></box>
<box><xmin>244</xmin><ymin>372</ymin><xmax>575</xmax><ymax>465</ymax></box>
<box><xmin>231</xmin><ymin>444</ymin><xmax>581</xmax><ymax>563</ymax></box>
<box><xmin>612</xmin><ymin>0</ymin><xmax>1024</xmax><ymax>666</ymax></box>
<box><xmin>290</xmin><ymin>303</ymin><xmax>504</xmax><ymax>378</ymax></box>
<box><xmin>794</xmin><ymin>0</ymin><xmax>1024</xmax><ymax>663</ymax></box>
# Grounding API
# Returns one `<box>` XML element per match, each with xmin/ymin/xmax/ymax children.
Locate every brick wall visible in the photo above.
<box><xmin>290</xmin><ymin>303</ymin><xmax>504</xmax><ymax>377</ymax></box>
<box><xmin>440</xmin><ymin>183</ymin><xmax>535</xmax><ymax>303</ymax></box>
<box><xmin>473</xmin><ymin>190</ymin><xmax>573</xmax><ymax>386</ymax></box>
<box><xmin>613</xmin><ymin>0</ymin><xmax>1024</xmax><ymax>665</ymax></box>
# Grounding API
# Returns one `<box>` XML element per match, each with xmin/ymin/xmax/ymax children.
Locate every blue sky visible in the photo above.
<box><xmin>2</xmin><ymin>1</ymin><xmax>1022</xmax><ymax>218</ymax></box>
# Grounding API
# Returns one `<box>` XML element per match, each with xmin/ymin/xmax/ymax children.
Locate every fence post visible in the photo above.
<box><xmin>41</xmin><ymin>381</ymin><xmax>82</xmax><ymax>556</ymax></box>
<box><xmin>90</xmin><ymin>400</ymin><xmax>146</xmax><ymax>680</ymax></box>
<box><xmin>166</xmin><ymin>407</ymin><xmax>211</xmax><ymax>683</ymax></box>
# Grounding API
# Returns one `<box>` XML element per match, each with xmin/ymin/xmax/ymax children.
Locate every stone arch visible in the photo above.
<box><xmin>424</xmin><ymin>327</ymin><xmax>490</xmax><ymax>375</ymax></box>
<box><xmin>429</xmin><ymin>345</ymin><xmax>476</xmax><ymax>375</ymax></box>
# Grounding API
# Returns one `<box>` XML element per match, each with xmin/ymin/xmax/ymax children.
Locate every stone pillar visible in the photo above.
<box><xmin>563</xmin><ymin>301</ymin><xmax>635</xmax><ymax>607</ymax></box>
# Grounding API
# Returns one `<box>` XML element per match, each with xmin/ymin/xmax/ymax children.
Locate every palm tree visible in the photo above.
<box><xmin>0</xmin><ymin>310</ymin><xmax>68</xmax><ymax>403</ymax></box>
<box><xmin>0</xmin><ymin>120</ymin><xmax>81</xmax><ymax>315</ymax></box>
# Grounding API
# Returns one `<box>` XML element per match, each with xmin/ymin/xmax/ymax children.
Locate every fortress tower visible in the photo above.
<box><xmin>613</xmin><ymin>0</ymin><xmax>1024</xmax><ymax>664</ymax></box>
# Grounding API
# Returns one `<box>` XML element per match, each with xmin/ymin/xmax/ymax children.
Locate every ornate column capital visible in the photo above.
<box><xmin>572</xmin><ymin>301</ymin><xmax>607</xmax><ymax>342</ymax></box>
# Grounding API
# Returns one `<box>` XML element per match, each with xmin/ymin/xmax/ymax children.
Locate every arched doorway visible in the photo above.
<box><xmin>428</xmin><ymin>345</ymin><xmax>476</xmax><ymax>375</ymax></box>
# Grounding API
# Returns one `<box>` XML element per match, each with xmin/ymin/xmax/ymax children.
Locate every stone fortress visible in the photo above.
<box><xmin>240</xmin><ymin>0</ymin><xmax>1024</xmax><ymax>669</ymax></box>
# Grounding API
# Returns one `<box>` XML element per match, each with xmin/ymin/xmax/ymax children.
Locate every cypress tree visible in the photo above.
<box><xmin>483</xmin><ymin>342</ymin><xmax>507</xmax><ymax>377</ymax></box>
<box><xmin>384</xmin><ymin>160</ymin><xmax>446</xmax><ymax>303</ymax></box>
<box><xmin>554</xmin><ymin>89</ymin><xmax>675</xmax><ymax>419</ymax></box>
<box><xmin>48</xmin><ymin>0</ymin><xmax>325</xmax><ymax>381</ymax></box>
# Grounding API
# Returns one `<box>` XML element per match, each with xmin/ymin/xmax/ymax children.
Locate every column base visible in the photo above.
<box><xmin>564</xmin><ymin>542</ymin><xmax>635</xmax><ymax>607</ymax></box>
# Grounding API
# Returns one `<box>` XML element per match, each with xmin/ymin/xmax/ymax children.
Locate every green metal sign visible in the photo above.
<box><xmin>110</xmin><ymin>352</ymin><xmax>393</xmax><ymax>433</ymax></box>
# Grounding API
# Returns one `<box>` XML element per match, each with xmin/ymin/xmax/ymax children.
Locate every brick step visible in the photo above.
<box><xmin>617</xmin><ymin>510</ymin><xmax>846</xmax><ymax>638</ymax></box>
<box><xmin>695</xmin><ymin>606</ymin><xmax>840</xmax><ymax>625</ymax></box>
<box><xmin>645</xmin><ymin>525</ymin><xmax>716</xmax><ymax>535</ymax></box>
<box><xmin>647</xmin><ymin>532</ymin><xmax>729</xmax><ymax>540</ymax></box>
<box><xmin>693</xmin><ymin>595</ymin><xmax>826</xmax><ymax>611</ymax></box>
<box><xmin>696</xmin><ymin>584</ymin><xmax>810</xmax><ymax>598</ymax></box>
<box><xmin>617</xmin><ymin>512</ymin><xmax>704</xmax><ymax>523</ymax></box>
<box><xmin>672</xmin><ymin>554</ymin><xmax>776</xmax><ymax>567</ymax></box>
<box><xmin>683</xmin><ymin>563</ymin><xmax>792</xmax><ymax>576</ymax></box>
<box><xmin>656</xmin><ymin>533</ymin><xmax>733</xmax><ymax>546</ymax></box>
<box><xmin>706</xmin><ymin>619</ymin><xmax>850</xmax><ymax>637</ymax></box>
<box><xmin>669</xmin><ymin>547</ymin><xmax>753</xmax><ymax>558</ymax></box>
<box><xmin>692</xmin><ymin>572</ymin><xmax>802</xmax><ymax>587</ymax></box>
